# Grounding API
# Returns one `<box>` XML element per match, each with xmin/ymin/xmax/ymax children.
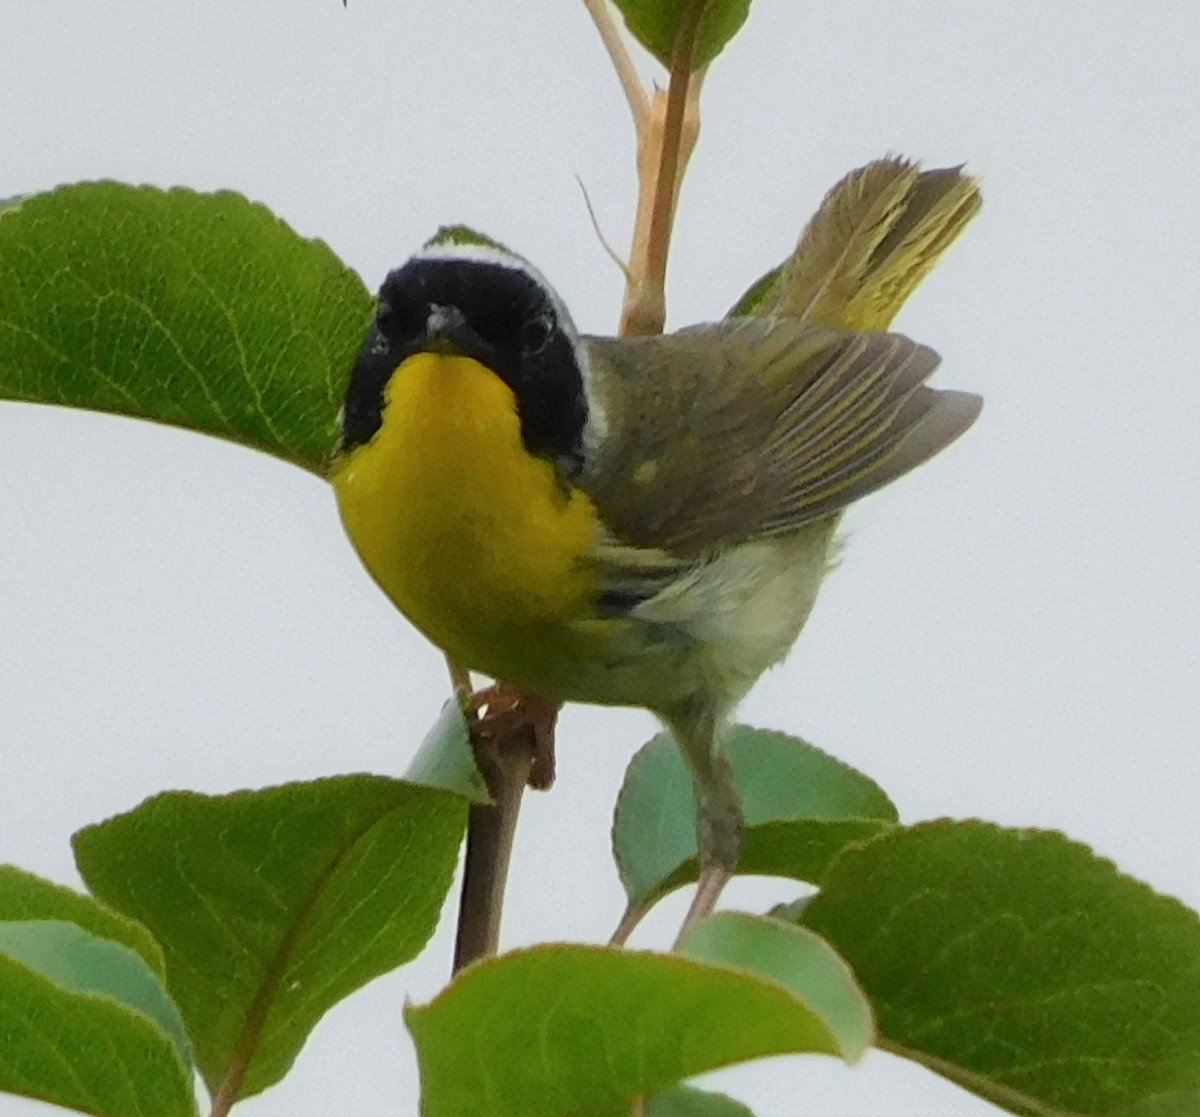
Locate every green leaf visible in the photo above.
<box><xmin>0</xmin><ymin>924</ymin><xmax>196</xmax><ymax>1117</ymax></box>
<box><xmin>726</xmin><ymin>264</ymin><xmax>782</xmax><ymax>318</ymax></box>
<box><xmin>0</xmin><ymin>919</ymin><xmax>191</xmax><ymax>1065</ymax></box>
<box><xmin>0</xmin><ymin>864</ymin><xmax>164</xmax><ymax>976</ymax></box>
<box><xmin>73</xmin><ymin>775</ymin><xmax>468</xmax><ymax>1102</ymax></box>
<box><xmin>801</xmin><ymin>821</ymin><xmax>1200</xmax><ymax>1116</ymax></box>
<box><xmin>423</xmin><ymin>224</ymin><xmax>510</xmax><ymax>253</ymax></box>
<box><xmin>0</xmin><ymin>181</ymin><xmax>373</xmax><ymax>476</ymax></box>
<box><xmin>613</xmin><ymin>726</ymin><xmax>897</xmax><ymax>910</ymax></box>
<box><xmin>407</xmin><ymin>932</ymin><xmax>868</xmax><ymax>1117</ymax></box>
<box><xmin>404</xmin><ymin>700</ymin><xmax>491</xmax><ymax>803</ymax></box>
<box><xmin>612</xmin><ymin>0</ymin><xmax>751</xmax><ymax>69</ymax></box>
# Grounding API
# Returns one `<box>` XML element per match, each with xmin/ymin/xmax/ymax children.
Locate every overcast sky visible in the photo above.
<box><xmin>3</xmin><ymin>3</ymin><xmax>1199</xmax><ymax>1115</ymax></box>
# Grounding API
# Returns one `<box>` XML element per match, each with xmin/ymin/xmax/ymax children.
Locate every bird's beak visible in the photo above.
<box><xmin>423</xmin><ymin>303</ymin><xmax>476</xmax><ymax>356</ymax></box>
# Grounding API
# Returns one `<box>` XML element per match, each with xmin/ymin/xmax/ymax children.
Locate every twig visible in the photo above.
<box><xmin>576</xmin><ymin>174</ymin><xmax>632</xmax><ymax>281</ymax></box>
<box><xmin>582</xmin><ymin>0</ymin><xmax>650</xmax><ymax>135</ymax></box>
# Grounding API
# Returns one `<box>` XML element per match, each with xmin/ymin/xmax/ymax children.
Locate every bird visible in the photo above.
<box><xmin>331</xmin><ymin>223</ymin><xmax>980</xmax><ymax>930</ymax></box>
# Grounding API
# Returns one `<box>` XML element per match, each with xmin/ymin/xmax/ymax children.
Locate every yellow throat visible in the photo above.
<box><xmin>332</xmin><ymin>352</ymin><xmax>601</xmax><ymax>685</ymax></box>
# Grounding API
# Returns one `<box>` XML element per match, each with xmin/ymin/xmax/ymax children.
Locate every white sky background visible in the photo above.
<box><xmin>2</xmin><ymin>2</ymin><xmax>1199</xmax><ymax>1115</ymax></box>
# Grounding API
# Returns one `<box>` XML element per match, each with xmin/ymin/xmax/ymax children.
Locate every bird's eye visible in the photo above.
<box><xmin>520</xmin><ymin>313</ymin><xmax>554</xmax><ymax>354</ymax></box>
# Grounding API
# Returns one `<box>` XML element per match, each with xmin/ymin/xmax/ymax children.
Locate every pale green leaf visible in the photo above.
<box><xmin>676</xmin><ymin>913</ymin><xmax>873</xmax><ymax>1062</ymax></box>
<box><xmin>645</xmin><ymin>1086</ymin><xmax>756</xmax><ymax>1116</ymax></box>
<box><xmin>587</xmin><ymin>1085</ymin><xmax>756</xmax><ymax>1116</ymax></box>
<box><xmin>404</xmin><ymin>700</ymin><xmax>490</xmax><ymax>804</ymax></box>
<box><xmin>613</xmin><ymin>726</ymin><xmax>896</xmax><ymax>909</ymax></box>
<box><xmin>0</xmin><ymin>864</ymin><xmax>164</xmax><ymax>977</ymax></box>
<box><xmin>0</xmin><ymin>926</ymin><xmax>195</xmax><ymax>1117</ymax></box>
<box><xmin>0</xmin><ymin>919</ymin><xmax>190</xmax><ymax>1065</ymax></box>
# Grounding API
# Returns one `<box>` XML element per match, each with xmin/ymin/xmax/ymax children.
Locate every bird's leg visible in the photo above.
<box><xmin>678</xmin><ymin>753</ymin><xmax>742</xmax><ymax>937</ymax></box>
<box><xmin>668</xmin><ymin>704</ymin><xmax>745</xmax><ymax>944</ymax></box>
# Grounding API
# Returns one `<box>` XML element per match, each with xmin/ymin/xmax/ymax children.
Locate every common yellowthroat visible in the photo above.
<box><xmin>332</xmin><ymin>239</ymin><xmax>980</xmax><ymax>925</ymax></box>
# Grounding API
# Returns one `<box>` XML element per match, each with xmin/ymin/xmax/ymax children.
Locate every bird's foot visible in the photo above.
<box><xmin>469</xmin><ymin>684</ymin><xmax>561</xmax><ymax>790</ymax></box>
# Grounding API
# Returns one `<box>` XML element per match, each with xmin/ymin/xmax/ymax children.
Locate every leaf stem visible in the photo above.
<box><xmin>446</xmin><ymin>656</ymin><xmax>473</xmax><ymax>713</ymax></box>
<box><xmin>608</xmin><ymin>900</ymin><xmax>651</xmax><ymax>947</ymax></box>
<box><xmin>582</xmin><ymin>0</ymin><xmax>650</xmax><ymax>135</ymax></box>
<box><xmin>209</xmin><ymin>1085</ymin><xmax>236</xmax><ymax>1117</ymax></box>
<box><xmin>619</xmin><ymin>4</ymin><xmax>707</xmax><ymax>336</ymax></box>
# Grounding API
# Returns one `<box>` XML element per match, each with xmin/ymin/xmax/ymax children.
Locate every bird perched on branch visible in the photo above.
<box><xmin>332</xmin><ymin>159</ymin><xmax>982</xmax><ymax>929</ymax></box>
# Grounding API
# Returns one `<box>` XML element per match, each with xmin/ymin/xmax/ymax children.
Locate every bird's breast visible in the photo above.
<box><xmin>332</xmin><ymin>352</ymin><xmax>605</xmax><ymax>686</ymax></box>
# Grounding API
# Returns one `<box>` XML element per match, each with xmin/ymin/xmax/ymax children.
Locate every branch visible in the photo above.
<box><xmin>452</xmin><ymin>688</ymin><xmax>560</xmax><ymax>973</ymax></box>
<box><xmin>453</xmin><ymin>746</ymin><xmax>531</xmax><ymax>971</ymax></box>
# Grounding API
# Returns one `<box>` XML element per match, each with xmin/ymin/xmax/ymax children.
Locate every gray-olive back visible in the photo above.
<box><xmin>581</xmin><ymin>317</ymin><xmax>980</xmax><ymax>556</ymax></box>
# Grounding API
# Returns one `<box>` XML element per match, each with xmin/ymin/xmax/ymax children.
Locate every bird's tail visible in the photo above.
<box><xmin>730</xmin><ymin>156</ymin><xmax>981</xmax><ymax>332</ymax></box>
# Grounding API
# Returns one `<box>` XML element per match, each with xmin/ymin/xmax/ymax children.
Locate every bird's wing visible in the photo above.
<box><xmin>581</xmin><ymin>317</ymin><xmax>980</xmax><ymax>560</ymax></box>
